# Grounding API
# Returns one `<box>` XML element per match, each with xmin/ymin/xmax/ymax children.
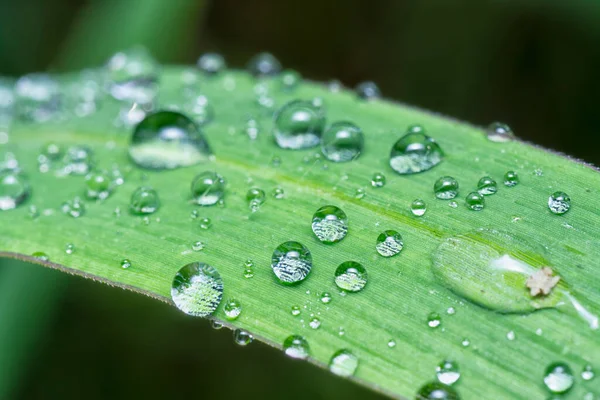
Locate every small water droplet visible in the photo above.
<box><xmin>85</xmin><ymin>171</ymin><xmax>111</xmax><ymax>200</ymax></box>
<box><xmin>503</xmin><ymin>171</ymin><xmax>519</xmax><ymax>187</ymax></box>
<box><xmin>283</xmin><ymin>335</ymin><xmax>310</xmax><ymax>359</ymax></box>
<box><xmin>465</xmin><ymin>192</ymin><xmax>485</xmax><ymax>211</ymax></box>
<box><xmin>544</xmin><ymin>362</ymin><xmax>574</xmax><ymax>394</ymax></box>
<box><xmin>106</xmin><ymin>48</ymin><xmax>158</xmax><ymax>104</ymax></box>
<box><xmin>477</xmin><ymin>176</ymin><xmax>497</xmax><ymax>195</ymax></box>
<box><xmin>320</xmin><ymin>292</ymin><xmax>332</xmax><ymax>304</ymax></box>
<box><xmin>311</xmin><ymin>205</ymin><xmax>348</xmax><ymax>244</ymax></box>
<box><xmin>224</xmin><ymin>298</ymin><xmax>242</xmax><ymax>320</ymax></box>
<box><xmin>309</xmin><ymin>317</ymin><xmax>321</xmax><ymax>329</ymax></box>
<box><xmin>411</xmin><ymin>199</ymin><xmax>427</xmax><ymax>216</ymax></box>
<box><xmin>233</xmin><ymin>329</ymin><xmax>253</xmax><ymax>346</ymax></box>
<box><xmin>199</xmin><ymin>217</ymin><xmax>211</xmax><ymax>230</ymax></box>
<box><xmin>171</xmin><ymin>262</ymin><xmax>223</xmax><ymax>317</ymax></box>
<box><xmin>120</xmin><ymin>259</ymin><xmax>132</xmax><ymax>269</ymax></box>
<box><xmin>416</xmin><ymin>381</ymin><xmax>460</xmax><ymax>400</ymax></box>
<box><xmin>15</xmin><ymin>73</ymin><xmax>61</xmax><ymax>121</ymax></box>
<box><xmin>197</xmin><ymin>52</ymin><xmax>226</xmax><ymax>75</ymax></box>
<box><xmin>191</xmin><ymin>171</ymin><xmax>226</xmax><ymax>206</ymax></box>
<box><xmin>61</xmin><ymin>197</ymin><xmax>86</xmax><ymax>218</ymax></box>
<box><xmin>280</xmin><ymin>69</ymin><xmax>301</xmax><ymax>91</ymax></box>
<box><xmin>246</xmin><ymin>187</ymin><xmax>266</xmax><ymax>212</ymax></box>
<box><xmin>129</xmin><ymin>187</ymin><xmax>159</xmax><ymax>215</ymax></box>
<box><xmin>448</xmin><ymin>201</ymin><xmax>458</xmax><ymax>208</ymax></box>
<box><xmin>548</xmin><ymin>191</ymin><xmax>571</xmax><ymax>215</ymax></box>
<box><xmin>65</xmin><ymin>243</ymin><xmax>75</xmax><ymax>255</ymax></box>
<box><xmin>486</xmin><ymin>122</ymin><xmax>514</xmax><ymax>143</ymax></box>
<box><xmin>390</xmin><ymin>127</ymin><xmax>444</xmax><ymax>175</ymax></box>
<box><xmin>355</xmin><ymin>81</ymin><xmax>381</xmax><ymax>100</ymax></box>
<box><xmin>273</xmin><ymin>100</ymin><xmax>325</xmax><ymax>149</ymax></box>
<box><xmin>354</xmin><ymin>188</ymin><xmax>366</xmax><ymax>199</ymax></box>
<box><xmin>210</xmin><ymin>320</ymin><xmax>223</xmax><ymax>330</ymax></box>
<box><xmin>375</xmin><ymin>230</ymin><xmax>404</xmax><ymax>257</ymax></box>
<box><xmin>272</xmin><ymin>187</ymin><xmax>285</xmax><ymax>199</ymax></box>
<box><xmin>582</xmin><ymin>364</ymin><xmax>595</xmax><ymax>381</ymax></box>
<box><xmin>320</xmin><ymin>121</ymin><xmax>364</xmax><ymax>162</ymax></box>
<box><xmin>387</xmin><ymin>339</ymin><xmax>396</xmax><ymax>348</ymax></box>
<box><xmin>446</xmin><ymin>307</ymin><xmax>456</xmax><ymax>315</ymax></box>
<box><xmin>247</xmin><ymin>52</ymin><xmax>282</xmax><ymax>77</ymax></box>
<box><xmin>334</xmin><ymin>261</ymin><xmax>368</xmax><ymax>292</ymax></box>
<box><xmin>32</xmin><ymin>251</ymin><xmax>49</xmax><ymax>261</ymax></box>
<box><xmin>461</xmin><ymin>338</ymin><xmax>470</xmax><ymax>347</ymax></box>
<box><xmin>434</xmin><ymin>177</ymin><xmax>459</xmax><ymax>200</ymax></box>
<box><xmin>291</xmin><ymin>305</ymin><xmax>301</xmax><ymax>316</ymax></box>
<box><xmin>192</xmin><ymin>241</ymin><xmax>205</xmax><ymax>251</ymax></box>
<box><xmin>329</xmin><ymin>349</ymin><xmax>358</xmax><ymax>377</ymax></box>
<box><xmin>0</xmin><ymin>172</ymin><xmax>30</xmax><ymax>210</ymax></box>
<box><xmin>370</xmin><ymin>172</ymin><xmax>386</xmax><ymax>188</ymax></box>
<box><xmin>436</xmin><ymin>360</ymin><xmax>461</xmax><ymax>385</ymax></box>
<box><xmin>427</xmin><ymin>312</ymin><xmax>441</xmax><ymax>328</ymax></box>
<box><xmin>338</xmin><ymin>327</ymin><xmax>345</xmax><ymax>336</ymax></box>
<box><xmin>271</xmin><ymin>241</ymin><xmax>312</xmax><ymax>284</ymax></box>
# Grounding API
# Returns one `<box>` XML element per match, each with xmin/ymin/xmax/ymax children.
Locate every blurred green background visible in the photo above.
<box><xmin>1</xmin><ymin>0</ymin><xmax>599</xmax><ymax>398</ymax></box>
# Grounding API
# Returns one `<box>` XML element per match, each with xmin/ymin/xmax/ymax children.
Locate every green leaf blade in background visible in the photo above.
<box><xmin>1</xmin><ymin>68</ymin><xmax>599</xmax><ymax>399</ymax></box>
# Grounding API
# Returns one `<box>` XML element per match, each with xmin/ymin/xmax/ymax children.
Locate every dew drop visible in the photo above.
<box><xmin>309</xmin><ymin>317</ymin><xmax>321</xmax><ymax>329</ymax></box>
<box><xmin>461</xmin><ymin>338</ymin><xmax>470</xmax><ymax>347</ymax></box>
<box><xmin>106</xmin><ymin>48</ymin><xmax>158</xmax><ymax>104</ymax></box>
<box><xmin>582</xmin><ymin>364</ymin><xmax>595</xmax><ymax>381</ymax></box>
<box><xmin>0</xmin><ymin>172</ymin><xmax>30</xmax><ymax>210</ymax></box>
<box><xmin>224</xmin><ymin>298</ymin><xmax>242</xmax><ymax>320</ymax></box>
<box><xmin>246</xmin><ymin>187</ymin><xmax>266</xmax><ymax>212</ymax></box>
<box><xmin>334</xmin><ymin>261</ymin><xmax>368</xmax><ymax>292</ymax></box>
<box><xmin>199</xmin><ymin>217</ymin><xmax>211</xmax><ymax>230</ymax></box>
<box><xmin>436</xmin><ymin>360</ymin><xmax>461</xmax><ymax>385</ymax></box>
<box><xmin>61</xmin><ymin>145</ymin><xmax>94</xmax><ymax>176</ymax></box>
<box><xmin>241</xmin><ymin>117</ymin><xmax>260</xmax><ymax>140</ymax></box>
<box><xmin>291</xmin><ymin>305</ymin><xmax>301</xmax><ymax>316</ymax></box>
<box><xmin>192</xmin><ymin>241</ymin><xmax>205</xmax><ymax>251</ymax></box>
<box><xmin>32</xmin><ymin>251</ymin><xmax>49</xmax><ymax>261</ymax></box>
<box><xmin>548</xmin><ymin>191</ymin><xmax>571</xmax><ymax>215</ymax></box>
<box><xmin>389</xmin><ymin>128</ymin><xmax>444</xmax><ymax>175</ymax></box>
<box><xmin>387</xmin><ymin>339</ymin><xmax>396</xmax><ymax>348</ymax></box>
<box><xmin>375</xmin><ymin>230</ymin><xmax>404</xmax><ymax>257</ymax></box>
<box><xmin>280</xmin><ymin>69</ymin><xmax>301</xmax><ymax>91</ymax></box>
<box><xmin>191</xmin><ymin>171</ymin><xmax>226</xmax><ymax>206</ymax></box>
<box><xmin>283</xmin><ymin>335</ymin><xmax>310</xmax><ymax>359</ymax></box>
<box><xmin>320</xmin><ymin>121</ymin><xmax>364</xmax><ymax>162</ymax></box>
<box><xmin>427</xmin><ymin>312</ymin><xmax>441</xmax><ymax>328</ymax></box>
<box><xmin>486</xmin><ymin>122</ymin><xmax>514</xmax><ymax>143</ymax></box>
<box><xmin>120</xmin><ymin>259</ymin><xmax>132</xmax><ymax>269</ymax></box>
<box><xmin>273</xmin><ymin>100</ymin><xmax>325</xmax><ymax>149</ymax></box>
<box><xmin>197</xmin><ymin>52</ymin><xmax>226</xmax><ymax>75</ymax></box>
<box><xmin>129</xmin><ymin>111</ymin><xmax>211</xmax><ymax>170</ymax></box>
<box><xmin>448</xmin><ymin>201</ymin><xmax>458</xmax><ymax>208</ymax></box>
<box><xmin>129</xmin><ymin>187</ymin><xmax>159</xmax><ymax>215</ymax></box>
<box><xmin>65</xmin><ymin>243</ymin><xmax>75</xmax><ymax>255</ymax></box>
<box><xmin>416</xmin><ymin>381</ymin><xmax>460</xmax><ymax>400</ymax></box>
<box><xmin>506</xmin><ymin>330</ymin><xmax>515</xmax><ymax>341</ymax></box>
<box><xmin>272</xmin><ymin>187</ymin><xmax>285</xmax><ymax>199</ymax></box>
<box><xmin>271</xmin><ymin>241</ymin><xmax>312</xmax><ymax>284</ymax></box>
<box><xmin>411</xmin><ymin>199</ymin><xmax>427</xmax><ymax>216</ymax></box>
<box><xmin>465</xmin><ymin>192</ymin><xmax>485</xmax><ymax>211</ymax></box>
<box><xmin>434</xmin><ymin>176</ymin><xmax>459</xmax><ymax>200</ymax></box>
<box><xmin>210</xmin><ymin>320</ymin><xmax>223</xmax><ymax>330</ymax></box>
<box><xmin>355</xmin><ymin>81</ymin><xmax>381</xmax><ymax>100</ymax></box>
<box><xmin>370</xmin><ymin>172</ymin><xmax>386</xmax><ymax>188</ymax></box>
<box><xmin>233</xmin><ymin>329</ymin><xmax>253</xmax><ymax>346</ymax></box>
<box><xmin>503</xmin><ymin>171</ymin><xmax>519</xmax><ymax>187</ymax></box>
<box><xmin>311</xmin><ymin>205</ymin><xmax>348</xmax><ymax>244</ymax></box>
<box><xmin>61</xmin><ymin>197</ymin><xmax>86</xmax><ymax>218</ymax></box>
<box><xmin>85</xmin><ymin>171</ymin><xmax>111</xmax><ymax>200</ymax></box>
<box><xmin>544</xmin><ymin>362</ymin><xmax>574</xmax><ymax>394</ymax></box>
<box><xmin>354</xmin><ymin>188</ymin><xmax>366</xmax><ymax>199</ymax></box>
<box><xmin>329</xmin><ymin>349</ymin><xmax>358</xmax><ymax>377</ymax></box>
<box><xmin>247</xmin><ymin>52</ymin><xmax>282</xmax><ymax>77</ymax></box>
<box><xmin>171</xmin><ymin>262</ymin><xmax>224</xmax><ymax>317</ymax></box>
<box><xmin>320</xmin><ymin>292</ymin><xmax>332</xmax><ymax>304</ymax></box>
<box><xmin>477</xmin><ymin>176</ymin><xmax>497</xmax><ymax>195</ymax></box>
<box><xmin>15</xmin><ymin>73</ymin><xmax>61</xmax><ymax>121</ymax></box>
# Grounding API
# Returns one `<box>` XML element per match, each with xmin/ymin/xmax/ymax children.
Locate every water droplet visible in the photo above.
<box><xmin>246</xmin><ymin>187</ymin><xmax>266</xmax><ymax>212</ymax></box>
<box><xmin>283</xmin><ymin>335</ymin><xmax>310</xmax><ymax>359</ymax></box>
<box><xmin>338</xmin><ymin>327</ymin><xmax>346</xmax><ymax>336</ymax></box>
<box><xmin>548</xmin><ymin>191</ymin><xmax>571</xmax><ymax>215</ymax></box>
<box><xmin>271</xmin><ymin>241</ymin><xmax>312</xmax><ymax>284</ymax></box>
<box><xmin>60</xmin><ymin>145</ymin><xmax>94</xmax><ymax>176</ymax></box>
<box><xmin>61</xmin><ymin>197</ymin><xmax>86</xmax><ymax>218</ymax></box>
<box><xmin>582</xmin><ymin>364</ymin><xmax>595</xmax><ymax>381</ymax></box>
<box><xmin>320</xmin><ymin>121</ymin><xmax>364</xmax><ymax>162</ymax></box>
<box><xmin>65</xmin><ymin>243</ymin><xmax>75</xmax><ymax>255</ymax></box>
<box><xmin>328</xmin><ymin>80</ymin><xmax>343</xmax><ymax>92</ymax></box>
<box><xmin>354</xmin><ymin>188</ymin><xmax>366</xmax><ymax>199</ymax></box>
<box><xmin>224</xmin><ymin>298</ymin><xmax>242</xmax><ymax>320</ymax></box>
<box><xmin>192</xmin><ymin>241</ymin><xmax>205</xmax><ymax>251</ymax></box>
<box><xmin>233</xmin><ymin>329</ymin><xmax>253</xmax><ymax>346</ymax></box>
<box><xmin>85</xmin><ymin>171</ymin><xmax>111</xmax><ymax>200</ymax></box>
<box><xmin>247</xmin><ymin>52</ymin><xmax>282</xmax><ymax>77</ymax></box>
<box><xmin>129</xmin><ymin>111</ymin><xmax>211</xmax><ymax>170</ymax></box>
<box><xmin>273</xmin><ymin>100</ymin><xmax>325</xmax><ymax>149</ymax></box>
<box><xmin>106</xmin><ymin>48</ymin><xmax>158</xmax><ymax>104</ymax></box>
<box><xmin>171</xmin><ymin>262</ymin><xmax>223</xmax><ymax>317</ymax></box>
<box><xmin>129</xmin><ymin>187</ymin><xmax>159</xmax><ymax>215</ymax></box>
<box><xmin>486</xmin><ymin>122</ymin><xmax>514</xmax><ymax>143</ymax></box>
<box><xmin>197</xmin><ymin>52</ymin><xmax>226</xmax><ymax>75</ymax></box>
<box><xmin>544</xmin><ymin>362</ymin><xmax>574</xmax><ymax>394</ymax></box>
<box><xmin>503</xmin><ymin>170</ymin><xmax>519</xmax><ymax>187</ymax></box>
<box><xmin>0</xmin><ymin>172</ymin><xmax>29</xmax><ymax>210</ymax></box>
<box><xmin>461</xmin><ymin>338</ymin><xmax>470</xmax><ymax>347</ymax></box>
<box><xmin>477</xmin><ymin>176</ymin><xmax>497</xmax><ymax>195</ymax></box>
<box><xmin>120</xmin><ymin>259</ymin><xmax>132</xmax><ymax>269</ymax></box>
<box><xmin>434</xmin><ymin>176</ymin><xmax>459</xmax><ymax>200</ymax></box>
<box><xmin>191</xmin><ymin>171</ymin><xmax>226</xmax><ymax>206</ymax></box>
<box><xmin>448</xmin><ymin>201</ymin><xmax>458</xmax><ymax>208</ymax></box>
<box><xmin>320</xmin><ymin>292</ymin><xmax>332</xmax><ymax>304</ymax></box>
<box><xmin>334</xmin><ymin>261</ymin><xmax>368</xmax><ymax>292</ymax></box>
<box><xmin>446</xmin><ymin>307</ymin><xmax>456</xmax><ymax>315</ymax></box>
<box><xmin>183</xmin><ymin>95</ymin><xmax>215</xmax><ymax>126</ymax></box>
<box><xmin>427</xmin><ymin>312</ymin><xmax>441</xmax><ymax>328</ymax></box>
<box><xmin>291</xmin><ymin>305</ymin><xmax>301</xmax><ymax>316</ymax></box>
<box><xmin>272</xmin><ymin>187</ymin><xmax>285</xmax><ymax>199</ymax></box>
<box><xmin>355</xmin><ymin>81</ymin><xmax>381</xmax><ymax>100</ymax></box>
<box><xmin>241</xmin><ymin>117</ymin><xmax>260</xmax><ymax>140</ymax></box>
<box><xmin>411</xmin><ymin>199</ymin><xmax>427</xmax><ymax>216</ymax></box>
<box><xmin>15</xmin><ymin>73</ymin><xmax>60</xmax><ymax>121</ymax></box>
<box><xmin>309</xmin><ymin>317</ymin><xmax>321</xmax><ymax>329</ymax></box>
<box><xmin>506</xmin><ymin>330</ymin><xmax>516</xmax><ymax>341</ymax></box>
<box><xmin>329</xmin><ymin>349</ymin><xmax>358</xmax><ymax>377</ymax></box>
<box><xmin>389</xmin><ymin>128</ymin><xmax>444</xmax><ymax>174</ymax></box>
<box><xmin>32</xmin><ymin>251</ymin><xmax>49</xmax><ymax>261</ymax></box>
<box><xmin>199</xmin><ymin>217</ymin><xmax>211</xmax><ymax>230</ymax></box>
<box><xmin>375</xmin><ymin>230</ymin><xmax>404</xmax><ymax>257</ymax></box>
<box><xmin>416</xmin><ymin>381</ymin><xmax>460</xmax><ymax>400</ymax></box>
<box><xmin>210</xmin><ymin>320</ymin><xmax>223</xmax><ymax>330</ymax></box>
<box><xmin>436</xmin><ymin>360</ymin><xmax>461</xmax><ymax>385</ymax></box>
<box><xmin>280</xmin><ymin>69</ymin><xmax>301</xmax><ymax>91</ymax></box>
<box><xmin>311</xmin><ymin>205</ymin><xmax>348</xmax><ymax>244</ymax></box>
<box><xmin>387</xmin><ymin>339</ymin><xmax>396</xmax><ymax>348</ymax></box>
<box><xmin>371</xmin><ymin>172</ymin><xmax>386</xmax><ymax>188</ymax></box>
<box><xmin>465</xmin><ymin>192</ymin><xmax>485</xmax><ymax>211</ymax></box>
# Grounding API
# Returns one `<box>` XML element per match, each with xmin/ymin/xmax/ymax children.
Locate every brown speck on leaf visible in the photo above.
<box><xmin>526</xmin><ymin>267</ymin><xmax>560</xmax><ymax>296</ymax></box>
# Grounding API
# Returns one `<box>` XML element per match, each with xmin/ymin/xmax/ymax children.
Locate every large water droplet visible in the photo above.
<box><xmin>191</xmin><ymin>171</ymin><xmax>225</xmax><ymax>206</ymax></box>
<box><xmin>465</xmin><ymin>192</ymin><xmax>485</xmax><ymax>211</ymax></box>
<box><xmin>197</xmin><ymin>53</ymin><xmax>226</xmax><ymax>75</ymax></box>
<box><xmin>273</xmin><ymin>100</ymin><xmax>325</xmax><ymax>149</ymax></box>
<box><xmin>434</xmin><ymin>176</ymin><xmax>459</xmax><ymax>200</ymax></box>
<box><xmin>389</xmin><ymin>129</ymin><xmax>444</xmax><ymax>174</ymax></box>
<box><xmin>129</xmin><ymin>111</ymin><xmax>211</xmax><ymax>170</ymax></box>
<box><xmin>283</xmin><ymin>335</ymin><xmax>310</xmax><ymax>359</ymax></box>
<box><xmin>436</xmin><ymin>360</ymin><xmax>461</xmax><ymax>385</ymax></box>
<box><xmin>477</xmin><ymin>176</ymin><xmax>497</xmax><ymax>195</ymax></box>
<box><xmin>247</xmin><ymin>52</ymin><xmax>282</xmax><ymax>77</ymax></box>
<box><xmin>416</xmin><ymin>382</ymin><xmax>460</xmax><ymax>400</ymax></box>
<box><xmin>0</xmin><ymin>172</ymin><xmax>29</xmax><ymax>210</ymax></box>
<box><xmin>375</xmin><ymin>230</ymin><xmax>404</xmax><ymax>257</ymax></box>
<box><xmin>129</xmin><ymin>187</ymin><xmax>160</xmax><ymax>215</ymax></box>
<box><xmin>335</xmin><ymin>261</ymin><xmax>368</xmax><ymax>292</ymax></box>
<box><xmin>15</xmin><ymin>74</ymin><xmax>60</xmax><ymax>121</ymax></box>
<box><xmin>171</xmin><ymin>262</ymin><xmax>224</xmax><ymax>317</ymax></box>
<box><xmin>329</xmin><ymin>349</ymin><xmax>359</xmax><ymax>377</ymax></box>
<box><xmin>544</xmin><ymin>362</ymin><xmax>574</xmax><ymax>394</ymax></box>
<box><xmin>486</xmin><ymin>122</ymin><xmax>514</xmax><ymax>143</ymax></box>
<box><xmin>321</xmin><ymin>122</ymin><xmax>364</xmax><ymax>162</ymax></box>
<box><xmin>271</xmin><ymin>241</ymin><xmax>312</xmax><ymax>284</ymax></box>
<box><xmin>311</xmin><ymin>205</ymin><xmax>348</xmax><ymax>244</ymax></box>
<box><xmin>106</xmin><ymin>48</ymin><xmax>159</xmax><ymax>103</ymax></box>
<box><xmin>548</xmin><ymin>191</ymin><xmax>571</xmax><ymax>215</ymax></box>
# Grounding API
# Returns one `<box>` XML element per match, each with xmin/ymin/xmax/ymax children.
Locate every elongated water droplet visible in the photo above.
<box><xmin>375</xmin><ymin>230</ymin><xmax>404</xmax><ymax>257</ymax></box>
<box><xmin>355</xmin><ymin>81</ymin><xmax>381</xmax><ymax>100</ymax></box>
<box><xmin>171</xmin><ymin>262</ymin><xmax>224</xmax><ymax>317</ymax></box>
<box><xmin>321</xmin><ymin>122</ymin><xmax>364</xmax><ymax>162</ymax></box>
<box><xmin>224</xmin><ymin>298</ymin><xmax>242</xmax><ymax>320</ymax></box>
<box><xmin>271</xmin><ymin>241</ymin><xmax>312</xmax><ymax>284</ymax></box>
<box><xmin>411</xmin><ymin>199</ymin><xmax>427</xmax><ymax>216</ymax></box>
<box><xmin>246</xmin><ymin>187</ymin><xmax>266</xmax><ymax>212</ymax></box>
<box><xmin>477</xmin><ymin>176</ymin><xmax>497</xmax><ymax>195</ymax></box>
<box><xmin>434</xmin><ymin>177</ymin><xmax>459</xmax><ymax>200</ymax></box>
<box><xmin>129</xmin><ymin>187</ymin><xmax>159</xmax><ymax>214</ymax></box>
<box><xmin>486</xmin><ymin>122</ymin><xmax>514</xmax><ymax>143</ymax></box>
<box><xmin>0</xmin><ymin>172</ymin><xmax>29</xmax><ymax>210</ymax></box>
<box><xmin>233</xmin><ymin>329</ymin><xmax>253</xmax><ymax>346</ymax></box>
<box><xmin>129</xmin><ymin>111</ymin><xmax>211</xmax><ymax>170</ymax></box>
<box><xmin>390</xmin><ymin>128</ymin><xmax>444</xmax><ymax>174</ymax></box>
<box><xmin>335</xmin><ymin>261</ymin><xmax>368</xmax><ymax>292</ymax></box>
<box><xmin>197</xmin><ymin>53</ymin><xmax>226</xmax><ymax>75</ymax></box>
<box><xmin>416</xmin><ymin>382</ymin><xmax>460</xmax><ymax>400</ymax></box>
<box><xmin>544</xmin><ymin>362</ymin><xmax>574</xmax><ymax>394</ymax></box>
<box><xmin>436</xmin><ymin>360</ymin><xmax>461</xmax><ymax>385</ymax></box>
<box><xmin>273</xmin><ymin>100</ymin><xmax>325</xmax><ymax>149</ymax></box>
<box><xmin>283</xmin><ymin>335</ymin><xmax>310</xmax><ymax>359</ymax></box>
<box><xmin>85</xmin><ymin>171</ymin><xmax>111</xmax><ymax>200</ymax></box>
<box><xmin>329</xmin><ymin>349</ymin><xmax>358</xmax><ymax>377</ymax></box>
<box><xmin>465</xmin><ymin>192</ymin><xmax>485</xmax><ymax>211</ymax></box>
<box><xmin>106</xmin><ymin>48</ymin><xmax>158</xmax><ymax>103</ymax></box>
<box><xmin>311</xmin><ymin>205</ymin><xmax>348</xmax><ymax>244</ymax></box>
<box><xmin>247</xmin><ymin>52</ymin><xmax>282</xmax><ymax>77</ymax></box>
<box><xmin>504</xmin><ymin>170</ymin><xmax>519</xmax><ymax>187</ymax></box>
<box><xmin>191</xmin><ymin>171</ymin><xmax>225</xmax><ymax>206</ymax></box>
<box><xmin>548</xmin><ymin>191</ymin><xmax>571</xmax><ymax>215</ymax></box>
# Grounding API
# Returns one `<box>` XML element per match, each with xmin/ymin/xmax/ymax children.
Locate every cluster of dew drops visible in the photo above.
<box><xmin>0</xmin><ymin>48</ymin><xmax>590</xmax><ymax>399</ymax></box>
